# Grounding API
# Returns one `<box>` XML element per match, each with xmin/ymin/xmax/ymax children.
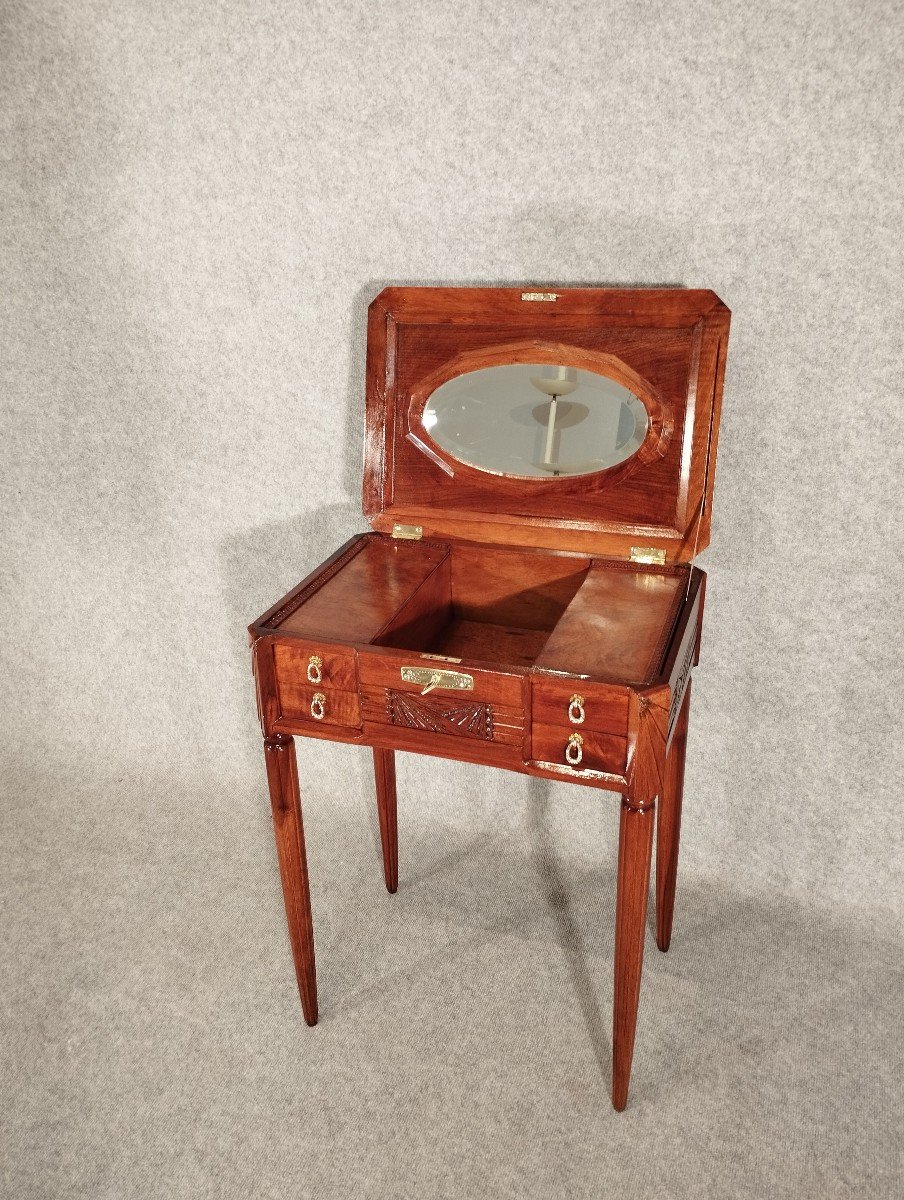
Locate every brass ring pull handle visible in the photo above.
<box><xmin>310</xmin><ymin>692</ymin><xmax>326</xmax><ymax>721</ymax></box>
<box><xmin>565</xmin><ymin>732</ymin><xmax>583</xmax><ymax>766</ymax></box>
<box><xmin>568</xmin><ymin>694</ymin><xmax>585</xmax><ymax>725</ymax></box>
<box><xmin>307</xmin><ymin>655</ymin><xmax>323</xmax><ymax>684</ymax></box>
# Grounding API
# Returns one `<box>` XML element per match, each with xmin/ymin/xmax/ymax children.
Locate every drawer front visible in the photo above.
<box><xmin>531</xmin><ymin>723</ymin><xmax>626</xmax><ymax>775</ymax></box>
<box><xmin>359</xmin><ymin>651</ymin><xmax>526</xmax><ymax>747</ymax></box>
<box><xmin>531</xmin><ymin>677</ymin><xmax>629</xmax><ymax>735</ymax></box>
<box><xmin>279</xmin><ymin>683</ymin><xmax>361</xmax><ymax>728</ymax></box>
<box><xmin>273</xmin><ymin>641</ymin><xmax>357</xmax><ymax>690</ymax></box>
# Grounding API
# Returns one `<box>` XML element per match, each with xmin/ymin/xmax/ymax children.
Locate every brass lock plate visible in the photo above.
<box><xmin>400</xmin><ymin>666</ymin><xmax>475</xmax><ymax>695</ymax></box>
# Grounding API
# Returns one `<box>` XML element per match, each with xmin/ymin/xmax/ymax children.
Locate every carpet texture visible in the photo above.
<box><xmin>2</xmin><ymin>2</ymin><xmax>902</xmax><ymax>1197</ymax></box>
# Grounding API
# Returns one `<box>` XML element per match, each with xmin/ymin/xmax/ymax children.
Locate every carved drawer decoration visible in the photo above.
<box><xmin>385</xmin><ymin>689</ymin><xmax>494</xmax><ymax>741</ymax></box>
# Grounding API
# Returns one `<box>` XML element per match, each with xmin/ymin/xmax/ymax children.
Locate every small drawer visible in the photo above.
<box><xmin>531</xmin><ymin>723</ymin><xmax>626</xmax><ymax>775</ymax></box>
<box><xmin>531</xmin><ymin>678</ymin><xmax>629</xmax><ymax>735</ymax></box>
<box><xmin>273</xmin><ymin>641</ymin><xmax>357</xmax><ymax>690</ymax></box>
<box><xmin>279</xmin><ymin>684</ymin><xmax>362</xmax><ymax>728</ymax></box>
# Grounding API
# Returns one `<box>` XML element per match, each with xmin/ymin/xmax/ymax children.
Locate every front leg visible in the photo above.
<box><xmin>264</xmin><ymin>734</ymin><xmax>318</xmax><ymax>1025</ymax></box>
<box><xmin>656</xmin><ymin>680</ymin><xmax>691</xmax><ymax>952</ymax></box>
<box><xmin>612</xmin><ymin>794</ymin><xmax>655</xmax><ymax>1111</ymax></box>
<box><xmin>373</xmin><ymin>748</ymin><xmax>398</xmax><ymax>893</ymax></box>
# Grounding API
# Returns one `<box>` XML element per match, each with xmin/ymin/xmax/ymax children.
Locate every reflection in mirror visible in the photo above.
<box><xmin>421</xmin><ymin>363</ymin><xmax>650</xmax><ymax>478</ymax></box>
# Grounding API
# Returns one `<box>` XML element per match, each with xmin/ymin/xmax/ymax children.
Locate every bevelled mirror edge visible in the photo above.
<box><xmin>406</xmin><ymin>342</ymin><xmax>673</xmax><ymax>485</ymax></box>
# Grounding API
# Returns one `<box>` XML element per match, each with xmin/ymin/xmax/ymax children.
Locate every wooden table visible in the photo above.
<box><xmin>249</xmin><ymin>286</ymin><xmax>729</xmax><ymax>1109</ymax></box>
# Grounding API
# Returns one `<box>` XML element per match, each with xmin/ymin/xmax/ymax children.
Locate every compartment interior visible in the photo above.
<box><xmin>270</xmin><ymin>533</ymin><xmax>689</xmax><ymax>684</ymax></box>
<box><xmin>373</xmin><ymin>542</ymin><xmax>591</xmax><ymax>667</ymax></box>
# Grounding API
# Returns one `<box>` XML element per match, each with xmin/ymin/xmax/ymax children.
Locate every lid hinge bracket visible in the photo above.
<box><xmin>391</xmin><ymin>523</ymin><xmax>423</xmax><ymax>541</ymax></box>
<box><xmin>630</xmin><ymin>546</ymin><xmax>667</xmax><ymax>565</ymax></box>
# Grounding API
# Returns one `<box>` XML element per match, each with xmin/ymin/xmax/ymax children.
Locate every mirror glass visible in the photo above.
<box><xmin>421</xmin><ymin>364</ymin><xmax>649</xmax><ymax>478</ymax></box>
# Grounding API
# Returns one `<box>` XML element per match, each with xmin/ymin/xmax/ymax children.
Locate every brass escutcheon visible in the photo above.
<box><xmin>401</xmin><ymin>666</ymin><xmax>474</xmax><ymax>696</ymax></box>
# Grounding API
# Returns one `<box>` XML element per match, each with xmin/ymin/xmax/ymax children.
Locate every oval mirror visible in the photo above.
<box><xmin>421</xmin><ymin>364</ymin><xmax>650</xmax><ymax>478</ymax></box>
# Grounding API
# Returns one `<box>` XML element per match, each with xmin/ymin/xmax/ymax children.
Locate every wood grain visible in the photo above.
<box><xmin>429</xmin><ymin>618</ymin><xmax>552</xmax><ymax>667</ymax></box>
<box><xmin>264</xmin><ymin>734</ymin><xmax>318</xmax><ymax>1026</ymax></box>
<box><xmin>276</xmin><ymin>685</ymin><xmax>361</xmax><ymax>729</ymax></box>
<box><xmin>273</xmin><ymin>534</ymin><xmax>450</xmax><ymax>642</ymax></box>
<box><xmin>360</xmin><ymin>687</ymin><xmax>525</xmax><ymax>747</ymax></box>
<box><xmin>273</xmin><ymin>641</ymin><xmax>358</xmax><ymax>691</ymax></box>
<box><xmin>250</xmin><ymin>284</ymin><xmax>731</xmax><ymax>1112</ymax></box>
<box><xmin>373</xmin><ymin>748</ymin><xmax>398</xmax><ymax>894</ymax></box>
<box><xmin>656</xmin><ymin>680</ymin><xmax>691</xmax><ymax>952</ymax></box>
<box><xmin>535</xmin><ymin>563</ymin><xmax>686</xmax><ymax>684</ymax></box>
<box><xmin>530</xmin><ymin>677</ymin><xmax>630</xmax><ymax>735</ymax></box>
<box><xmin>449</xmin><ymin>541</ymin><xmax>590</xmax><ymax>630</ymax></box>
<box><xmin>364</xmin><ymin>286</ymin><xmax>730</xmax><ymax>560</ymax></box>
<box><xmin>373</xmin><ymin>552</ymin><xmax>452</xmax><ymax>650</ymax></box>
<box><xmin>531</xmin><ymin>723</ymin><xmax>627</xmax><ymax>775</ymax></box>
<box><xmin>612</xmin><ymin>794</ymin><xmax>655</xmax><ymax>1111</ymax></box>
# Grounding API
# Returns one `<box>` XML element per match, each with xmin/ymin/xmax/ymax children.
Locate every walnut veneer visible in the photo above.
<box><xmin>249</xmin><ymin>285</ymin><xmax>729</xmax><ymax>1110</ymax></box>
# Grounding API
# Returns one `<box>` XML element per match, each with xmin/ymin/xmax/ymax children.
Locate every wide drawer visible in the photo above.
<box><xmin>530</xmin><ymin>677</ymin><xmax>629</xmax><ymax>735</ymax></box>
<box><xmin>273</xmin><ymin>641</ymin><xmax>358</xmax><ymax>690</ymax></box>
<box><xmin>359</xmin><ymin>651</ymin><xmax>526</xmax><ymax>747</ymax></box>
<box><xmin>531</xmin><ymin>722</ymin><xmax>626</xmax><ymax>775</ymax></box>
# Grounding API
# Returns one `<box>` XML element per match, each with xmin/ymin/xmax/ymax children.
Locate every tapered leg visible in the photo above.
<box><xmin>656</xmin><ymin>681</ymin><xmax>692</xmax><ymax>952</ymax></box>
<box><xmin>612</xmin><ymin>796</ymin><xmax>655</xmax><ymax>1111</ymax></box>
<box><xmin>373</xmin><ymin>748</ymin><xmax>398</xmax><ymax>893</ymax></box>
<box><xmin>264</xmin><ymin>734</ymin><xmax>318</xmax><ymax>1025</ymax></box>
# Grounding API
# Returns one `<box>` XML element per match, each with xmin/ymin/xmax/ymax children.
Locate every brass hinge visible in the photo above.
<box><xmin>630</xmin><ymin>546</ymin><xmax>667</xmax><ymax>565</ymax></box>
<box><xmin>391</xmin><ymin>523</ymin><xmax>423</xmax><ymax>540</ymax></box>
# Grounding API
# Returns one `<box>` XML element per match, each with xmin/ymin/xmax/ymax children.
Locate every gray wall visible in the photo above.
<box><xmin>2</xmin><ymin>3</ymin><xmax>902</xmax><ymax>1195</ymax></box>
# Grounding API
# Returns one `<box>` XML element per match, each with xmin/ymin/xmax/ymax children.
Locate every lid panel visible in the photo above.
<box><xmin>364</xmin><ymin>288</ymin><xmax>730</xmax><ymax>561</ymax></box>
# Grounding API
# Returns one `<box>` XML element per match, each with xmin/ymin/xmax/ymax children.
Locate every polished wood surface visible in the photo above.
<box><xmin>530</xmin><ymin>677</ymin><xmax>629</xmax><ymax>735</ymax></box>
<box><xmin>373</xmin><ymin>748</ymin><xmax>398</xmax><ymax>894</ymax></box>
<box><xmin>250</xmin><ymin>285</ymin><xmax>729</xmax><ymax>1110</ymax></box>
<box><xmin>449</xmin><ymin>541</ymin><xmax>590</xmax><ymax>629</ymax></box>
<box><xmin>364</xmin><ymin>287</ymin><xmax>730</xmax><ymax>560</ymax></box>
<box><xmin>264</xmin><ymin>734</ymin><xmax>317</xmax><ymax>1026</ymax></box>
<box><xmin>612</xmin><ymin>794</ymin><xmax>655</xmax><ymax>1112</ymax></box>
<box><xmin>275</xmin><ymin>536</ymin><xmax>448</xmax><ymax>641</ymax></box>
<box><xmin>534</xmin><ymin>561</ymin><xmax>686</xmax><ymax>684</ymax></box>
<box><xmin>657</xmin><ymin>680</ymin><xmax>691</xmax><ymax>952</ymax></box>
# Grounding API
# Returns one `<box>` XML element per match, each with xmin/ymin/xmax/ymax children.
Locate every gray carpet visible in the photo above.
<box><xmin>2</xmin><ymin>2</ymin><xmax>903</xmax><ymax>1197</ymax></box>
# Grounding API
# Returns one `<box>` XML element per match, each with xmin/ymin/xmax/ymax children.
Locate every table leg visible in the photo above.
<box><xmin>656</xmin><ymin>680</ymin><xmax>691</xmax><ymax>952</ymax></box>
<box><xmin>264</xmin><ymin>734</ymin><xmax>318</xmax><ymax>1026</ymax></box>
<box><xmin>612</xmin><ymin>794</ymin><xmax>655</xmax><ymax>1111</ymax></box>
<box><xmin>373</xmin><ymin>748</ymin><xmax>398</xmax><ymax>894</ymax></box>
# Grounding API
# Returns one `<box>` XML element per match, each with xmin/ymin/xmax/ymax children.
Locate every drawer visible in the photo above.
<box><xmin>273</xmin><ymin>641</ymin><xmax>357</xmax><ymax>690</ymax></box>
<box><xmin>359</xmin><ymin>652</ymin><xmax>526</xmax><ymax>747</ymax></box>
<box><xmin>531</xmin><ymin>723</ymin><xmax>626</xmax><ymax>775</ymax></box>
<box><xmin>279</xmin><ymin>683</ymin><xmax>361</xmax><ymax>728</ymax></box>
<box><xmin>531</xmin><ymin>677</ymin><xmax>629</xmax><ymax>735</ymax></box>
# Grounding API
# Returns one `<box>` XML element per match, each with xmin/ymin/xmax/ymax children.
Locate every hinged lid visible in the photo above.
<box><xmin>364</xmin><ymin>286</ymin><xmax>730</xmax><ymax>561</ymax></box>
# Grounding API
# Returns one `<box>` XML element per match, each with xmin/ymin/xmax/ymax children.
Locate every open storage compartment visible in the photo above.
<box><xmin>266</xmin><ymin>534</ymin><xmax>689</xmax><ymax>688</ymax></box>
<box><xmin>372</xmin><ymin>541</ymin><xmax>592</xmax><ymax>668</ymax></box>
